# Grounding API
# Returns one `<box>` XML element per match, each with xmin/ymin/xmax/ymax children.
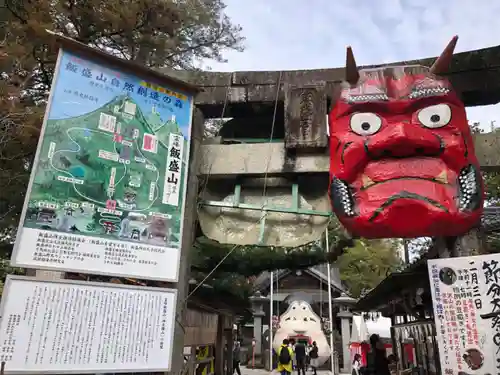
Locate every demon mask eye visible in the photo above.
<box><xmin>350</xmin><ymin>112</ymin><xmax>382</xmax><ymax>136</ymax></box>
<box><xmin>418</xmin><ymin>104</ymin><xmax>451</xmax><ymax>129</ymax></box>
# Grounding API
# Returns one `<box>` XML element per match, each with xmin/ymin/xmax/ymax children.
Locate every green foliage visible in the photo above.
<box><xmin>190</xmin><ymin>219</ymin><xmax>353</xmax><ymax>300</ymax></box>
<box><xmin>1</xmin><ymin>0</ymin><xmax>244</xmax><ymax>230</ymax></box>
<box><xmin>0</xmin><ymin>259</ymin><xmax>24</xmax><ymax>296</ymax></box>
<box><xmin>191</xmin><ymin>236</ymin><xmax>354</xmax><ymax>278</ymax></box>
<box><xmin>484</xmin><ymin>172</ymin><xmax>500</xmax><ymax>203</ymax></box>
<box><xmin>336</xmin><ymin>239</ymin><xmax>403</xmax><ymax>298</ymax></box>
<box><xmin>0</xmin><ymin>0</ymin><xmax>246</xmax><ymax>305</ymax></box>
<box><xmin>405</xmin><ymin>237</ymin><xmax>433</xmax><ymax>259</ymax></box>
<box><xmin>190</xmin><ymin>270</ymin><xmax>253</xmax><ymax>302</ymax></box>
<box><xmin>0</xmin><ymin>240</ymin><xmax>24</xmax><ymax>296</ymax></box>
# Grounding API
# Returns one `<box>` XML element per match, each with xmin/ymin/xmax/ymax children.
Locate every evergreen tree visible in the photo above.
<box><xmin>0</xmin><ymin>0</ymin><xmax>243</xmax><ymax>287</ymax></box>
<box><xmin>336</xmin><ymin>239</ymin><xmax>403</xmax><ymax>298</ymax></box>
<box><xmin>0</xmin><ymin>0</ymin><xmax>243</xmax><ymax>229</ymax></box>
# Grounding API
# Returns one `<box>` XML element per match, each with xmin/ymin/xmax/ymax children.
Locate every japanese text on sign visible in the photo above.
<box><xmin>12</xmin><ymin>48</ymin><xmax>193</xmax><ymax>281</ymax></box>
<box><xmin>0</xmin><ymin>276</ymin><xmax>177</xmax><ymax>373</ymax></box>
<box><xmin>162</xmin><ymin>133</ymin><xmax>184</xmax><ymax>206</ymax></box>
<box><xmin>428</xmin><ymin>255</ymin><xmax>500</xmax><ymax>375</ymax></box>
<box><xmin>482</xmin><ymin>259</ymin><xmax>500</xmax><ymax>353</ymax></box>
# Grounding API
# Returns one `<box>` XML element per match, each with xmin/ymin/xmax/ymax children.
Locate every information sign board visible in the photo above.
<box><xmin>0</xmin><ymin>276</ymin><xmax>177</xmax><ymax>374</ymax></box>
<box><xmin>428</xmin><ymin>254</ymin><xmax>500</xmax><ymax>375</ymax></box>
<box><xmin>11</xmin><ymin>47</ymin><xmax>194</xmax><ymax>281</ymax></box>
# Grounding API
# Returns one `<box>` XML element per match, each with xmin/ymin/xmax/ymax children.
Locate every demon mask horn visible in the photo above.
<box><xmin>430</xmin><ymin>35</ymin><xmax>459</xmax><ymax>75</ymax></box>
<box><xmin>345</xmin><ymin>46</ymin><xmax>360</xmax><ymax>85</ymax></box>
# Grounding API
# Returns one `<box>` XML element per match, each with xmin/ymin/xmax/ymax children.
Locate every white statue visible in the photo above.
<box><xmin>272</xmin><ymin>300</ymin><xmax>331</xmax><ymax>366</ymax></box>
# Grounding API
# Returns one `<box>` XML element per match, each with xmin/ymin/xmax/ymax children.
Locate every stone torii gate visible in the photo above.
<box><xmin>163</xmin><ymin>43</ymin><xmax>500</xmax><ymax>254</ymax></box>
<box><xmin>161</xmin><ymin>43</ymin><xmax>500</xmax><ymax>372</ymax></box>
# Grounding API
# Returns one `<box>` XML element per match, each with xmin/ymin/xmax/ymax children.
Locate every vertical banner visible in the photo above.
<box><xmin>428</xmin><ymin>254</ymin><xmax>500</xmax><ymax>375</ymax></box>
<box><xmin>11</xmin><ymin>49</ymin><xmax>194</xmax><ymax>282</ymax></box>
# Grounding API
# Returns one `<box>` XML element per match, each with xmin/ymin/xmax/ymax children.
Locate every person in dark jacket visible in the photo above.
<box><xmin>278</xmin><ymin>339</ymin><xmax>294</xmax><ymax>375</ymax></box>
<box><xmin>232</xmin><ymin>341</ymin><xmax>242</xmax><ymax>375</ymax></box>
<box><xmin>294</xmin><ymin>342</ymin><xmax>306</xmax><ymax>375</ymax></box>
<box><xmin>309</xmin><ymin>341</ymin><xmax>319</xmax><ymax>375</ymax></box>
<box><xmin>368</xmin><ymin>334</ymin><xmax>390</xmax><ymax>375</ymax></box>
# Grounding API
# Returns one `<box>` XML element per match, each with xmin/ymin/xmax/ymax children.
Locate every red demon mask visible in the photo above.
<box><xmin>329</xmin><ymin>36</ymin><xmax>484</xmax><ymax>238</ymax></box>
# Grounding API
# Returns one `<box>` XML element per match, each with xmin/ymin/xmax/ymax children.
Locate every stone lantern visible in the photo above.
<box><xmin>249</xmin><ymin>291</ymin><xmax>268</xmax><ymax>368</ymax></box>
<box><xmin>333</xmin><ymin>292</ymin><xmax>358</xmax><ymax>374</ymax></box>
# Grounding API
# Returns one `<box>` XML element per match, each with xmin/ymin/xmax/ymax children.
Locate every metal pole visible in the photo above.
<box><xmin>325</xmin><ymin>229</ymin><xmax>335</xmax><ymax>375</ymax></box>
<box><xmin>270</xmin><ymin>271</ymin><xmax>274</xmax><ymax>370</ymax></box>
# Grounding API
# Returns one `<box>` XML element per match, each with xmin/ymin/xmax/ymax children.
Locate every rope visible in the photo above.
<box><xmin>188</xmin><ymin>71</ymin><xmax>283</xmax><ymax>302</ymax></box>
<box><xmin>261</xmin><ymin>72</ymin><xmax>282</xmax><ymax>359</ymax></box>
<box><xmin>184</xmin><ymin>209</ymin><xmax>268</xmax><ymax>301</ymax></box>
<box><xmin>262</xmin><ymin>71</ymin><xmax>283</xmax><ymax>199</ymax></box>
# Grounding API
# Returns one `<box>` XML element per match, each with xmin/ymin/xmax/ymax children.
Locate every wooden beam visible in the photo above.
<box><xmin>199</xmin><ymin>132</ymin><xmax>500</xmax><ymax>176</ymax></box>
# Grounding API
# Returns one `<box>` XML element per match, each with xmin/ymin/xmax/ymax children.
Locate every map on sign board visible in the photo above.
<box><xmin>0</xmin><ymin>276</ymin><xmax>177</xmax><ymax>374</ymax></box>
<box><xmin>428</xmin><ymin>254</ymin><xmax>500</xmax><ymax>375</ymax></box>
<box><xmin>11</xmin><ymin>49</ymin><xmax>193</xmax><ymax>281</ymax></box>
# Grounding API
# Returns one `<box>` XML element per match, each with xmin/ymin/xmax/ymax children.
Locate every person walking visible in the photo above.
<box><xmin>309</xmin><ymin>341</ymin><xmax>319</xmax><ymax>375</ymax></box>
<box><xmin>290</xmin><ymin>339</ymin><xmax>296</xmax><ymax>370</ymax></box>
<box><xmin>367</xmin><ymin>334</ymin><xmax>390</xmax><ymax>375</ymax></box>
<box><xmin>294</xmin><ymin>341</ymin><xmax>306</xmax><ymax>375</ymax></box>
<box><xmin>277</xmin><ymin>339</ymin><xmax>294</xmax><ymax>375</ymax></box>
<box><xmin>305</xmin><ymin>343</ymin><xmax>311</xmax><ymax>371</ymax></box>
<box><xmin>232</xmin><ymin>341</ymin><xmax>242</xmax><ymax>375</ymax></box>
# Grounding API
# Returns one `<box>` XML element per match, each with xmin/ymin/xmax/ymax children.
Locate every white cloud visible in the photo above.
<box><xmin>208</xmin><ymin>0</ymin><xmax>500</xmax><ymax>128</ymax></box>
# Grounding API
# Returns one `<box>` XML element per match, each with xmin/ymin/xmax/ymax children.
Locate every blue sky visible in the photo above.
<box><xmin>205</xmin><ymin>0</ymin><xmax>500</xmax><ymax>129</ymax></box>
<box><xmin>49</xmin><ymin>51</ymin><xmax>192</xmax><ymax>135</ymax></box>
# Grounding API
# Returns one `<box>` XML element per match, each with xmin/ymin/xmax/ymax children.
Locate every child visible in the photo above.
<box><xmin>352</xmin><ymin>354</ymin><xmax>362</xmax><ymax>375</ymax></box>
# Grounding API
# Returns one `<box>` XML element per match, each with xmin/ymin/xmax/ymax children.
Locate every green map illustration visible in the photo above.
<box><xmin>24</xmin><ymin>94</ymin><xmax>188</xmax><ymax>248</ymax></box>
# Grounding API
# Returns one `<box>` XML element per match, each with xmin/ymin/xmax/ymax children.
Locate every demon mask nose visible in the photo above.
<box><xmin>365</xmin><ymin>123</ymin><xmax>444</xmax><ymax>159</ymax></box>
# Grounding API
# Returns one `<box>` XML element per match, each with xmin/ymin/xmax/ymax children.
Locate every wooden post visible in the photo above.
<box><xmin>187</xmin><ymin>345</ymin><xmax>197</xmax><ymax>375</ymax></box>
<box><xmin>225</xmin><ymin>323</ymin><xmax>234</xmax><ymax>375</ymax></box>
<box><xmin>167</xmin><ymin>108</ymin><xmax>204</xmax><ymax>375</ymax></box>
<box><xmin>215</xmin><ymin>314</ymin><xmax>225</xmax><ymax>375</ymax></box>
